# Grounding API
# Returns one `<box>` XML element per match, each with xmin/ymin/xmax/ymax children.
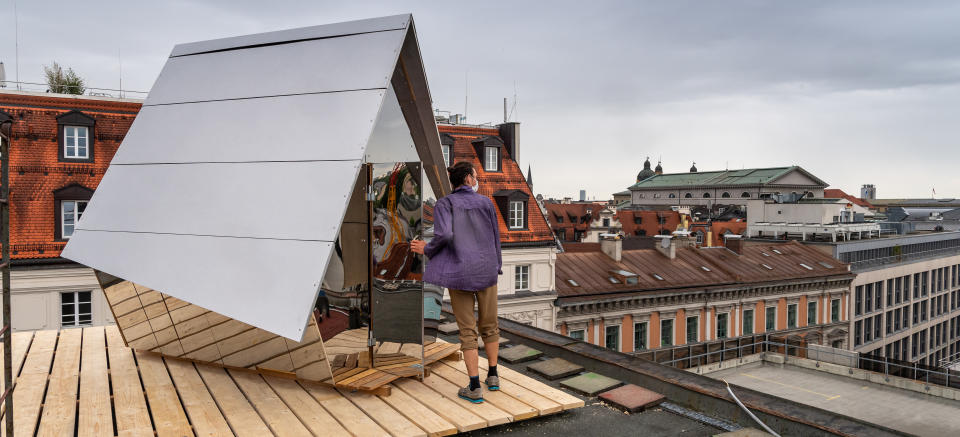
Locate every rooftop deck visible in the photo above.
<box><xmin>0</xmin><ymin>326</ymin><xmax>583</xmax><ymax>436</ymax></box>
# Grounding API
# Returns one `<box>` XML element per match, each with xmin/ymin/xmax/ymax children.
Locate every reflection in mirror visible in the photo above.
<box><xmin>371</xmin><ymin>162</ymin><xmax>424</xmax><ymax>369</ymax></box>
<box><xmin>421</xmin><ymin>165</ymin><xmax>441</xmax><ymax>347</ymax></box>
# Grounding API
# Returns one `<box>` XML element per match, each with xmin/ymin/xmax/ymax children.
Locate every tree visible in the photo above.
<box><xmin>43</xmin><ymin>62</ymin><xmax>85</xmax><ymax>95</ymax></box>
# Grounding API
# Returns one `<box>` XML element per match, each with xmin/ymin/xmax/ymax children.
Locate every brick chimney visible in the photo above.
<box><xmin>724</xmin><ymin>234</ymin><xmax>743</xmax><ymax>255</ymax></box>
<box><xmin>600</xmin><ymin>234</ymin><xmax>622</xmax><ymax>262</ymax></box>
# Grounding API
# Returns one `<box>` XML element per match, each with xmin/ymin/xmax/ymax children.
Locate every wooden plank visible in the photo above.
<box><xmin>78</xmin><ymin>327</ymin><xmax>113</xmax><ymax>437</ymax></box>
<box><xmin>338</xmin><ymin>387</ymin><xmax>426</xmax><ymax>437</ymax></box>
<box><xmin>0</xmin><ymin>331</ymin><xmax>33</xmax><ymax>393</ymax></box>
<box><xmin>378</xmin><ymin>384</ymin><xmax>457</xmax><ymax>437</ymax></box>
<box><xmin>227</xmin><ymin>369</ymin><xmax>312</xmax><ymax>437</ymax></box>
<box><xmin>301</xmin><ymin>382</ymin><xmax>391</xmax><ymax>437</ymax></box>
<box><xmin>12</xmin><ymin>329</ymin><xmax>58</xmax><ymax>437</ymax></box>
<box><xmin>446</xmin><ymin>359</ymin><xmax>562</xmax><ymax>414</ymax></box>
<box><xmin>106</xmin><ymin>325</ymin><xmax>156</xmax><ymax>437</ymax></box>
<box><xmin>134</xmin><ymin>351</ymin><xmax>193</xmax><ymax>437</ymax></box>
<box><xmin>393</xmin><ymin>378</ymin><xmax>486</xmax><ymax>432</ymax></box>
<box><xmin>477</xmin><ymin>359</ymin><xmax>584</xmax><ymax>410</ymax></box>
<box><xmin>376</xmin><ymin>342</ymin><xmax>402</xmax><ymax>355</ymax></box>
<box><xmin>37</xmin><ymin>328</ymin><xmax>83</xmax><ymax>437</ymax></box>
<box><xmin>262</xmin><ymin>376</ymin><xmax>351</xmax><ymax>437</ymax></box>
<box><xmin>165</xmin><ymin>359</ymin><xmax>233</xmax><ymax>436</ymax></box>
<box><xmin>195</xmin><ymin>365</ymin><xmax>273</xmax><ymax>437</ymax></box>
<box><xmin>432</xmin><ymin>362</ymin><xmax>537</xmax><ymax>420</ymax></box>
<box><xmin>419</xmin><ymin>372</ymin><xmax>511</xmax><ymax>426</ymax></box>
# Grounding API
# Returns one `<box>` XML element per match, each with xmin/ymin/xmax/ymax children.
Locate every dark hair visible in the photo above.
<box><xmin>447</xmin><ymin>161</ymin><xmax>474</xmax><ymax>187</ymax></box>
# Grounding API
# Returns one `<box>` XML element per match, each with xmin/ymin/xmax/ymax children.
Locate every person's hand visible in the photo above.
<box><xmin>410</xmin><ymin>239</ymin><xmax>426</xmax><ymax>254</ymax></box>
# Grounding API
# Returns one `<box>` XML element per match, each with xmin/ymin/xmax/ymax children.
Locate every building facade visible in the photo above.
<box><xmin>554</xmin><ymin>236</ymin><xmax>852</xmax><ymax>353</ymax></box>
<box><xmin>0</xmin><ymin>90</ymin><xmax>141</xmax><ymax>331</ymax></box>
<box><xmin>437</xmin><ymin>122</ymin><xmax>558</xmax><ymax>330</ymax></box>
<box><xmin>628</xmin><ymin>166</ymin><xmax>828</xmax><ymax>208</ymax></box>
<box><xmin>807</xmin><ymin>231</ymin><xmax>960</xmax><ymax>365</ymax></box>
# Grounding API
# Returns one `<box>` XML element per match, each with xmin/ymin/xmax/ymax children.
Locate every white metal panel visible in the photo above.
<box><xmin>170</xmin><ymin>14</ymin><xmax>410</xmax><ymax>57</ymax></box>
<box><xmin>145</xmin><ymin>30</ymin><xmax>405</xmax><ymax>106</ymax></box>
<box><xmin>364</xmin><ymin>84</ymin><xmax>419</xmax><ymax>163</ymax></box>
<box><xmin>112</xmin><ymin>91</ymin><xmax>383</xmax><ymax>164</ymax></box>
<box><xmin>62</xmin><ymin>230</ymin><xmax>332</xmax><ymax>340</ymax></box>
<box><xmin>76</xmin><ymin>161</ymin><xmax>361</xmax><ymax>241</ymax></box>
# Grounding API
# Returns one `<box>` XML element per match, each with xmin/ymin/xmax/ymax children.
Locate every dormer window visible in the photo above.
<box><xmin>64</xmin><ymin>126</ymin><xmax>89</xmax><ymax>159</ymax></box>
<box><xmin>57</xmin><ymin>110</ymin><xmax>95</xmax><ymax>163</ymax></box>
<box><xmin>472</xmin><ymin>136</ymin><xmax>504</xmax><ymax>172</ymax></box>
<box><xmin>54</xmin><ymin>183</ymin><xmax>95</xmax><ymax>240</ymax></box>
<box><xmin>441</xmin><ymin>144</ymin><xmax>452</xmax><ymax>167</ymax></box>
<box><xmin>509</xmin><ymin>201</ymin><xmax>524</xmax><ymax>229</ymax></box>
<box><xmin>485</xmin><ymin>146</ymin><xmax>499</xmax><ymax>171</ymax></box>
<box><xmin>493</xmin><ymin>189</ymin><xmax>529</xmax><ymax>231</ymax></box>
<box><xmin>440</xmin><ymin>133</ymin><xmax>455</xmax><ymax>167</ymax></box>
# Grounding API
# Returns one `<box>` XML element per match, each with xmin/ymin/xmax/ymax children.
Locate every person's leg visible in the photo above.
<box><xmin>449</xmin><ymin>288</ymin><xmax>482</xmax><ymax>396</ymax></box>
<box><xmin>476</xmin><ymin>284</ymin><xmax>501</xmax><ymax>388</ymax></box>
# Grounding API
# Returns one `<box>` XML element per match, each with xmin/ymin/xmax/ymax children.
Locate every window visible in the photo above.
<box><xmin>831</xmin><ymin>299</ymin><xmax>840</xmax><ymax>322</ymax></box>
<box><xmin>807</xmin><ymin>301</ymin><xmax>817</xmax><ymax>325</ymax></box>
<box><xmin>887</xmin><ymin>279</ymin><xmax>894</xmax><ymax>308</ymax></box>
<box><xmin>668</xmin><ymin>193</ymin><xmax>676</xmax><ymax>198</ymax></box>
<box><xmin>874</xmin><ymin>314</ymin><xmax>882</xmax><ymax>340</ymax></box>
<box><xmin>743</xmin><ymin>309</ymin><xmax>754</xmax><ymax>335</ymax></box>
<box><xmin>886</xmin><ymin>311</ymin><xmax>893</xmax><ymax>334</ymax></box>
<box><xmin>684</xmin><ymin>193</ymin><xmax>692</xmax><ymax>198</ymax></box>
<box><xmin>633</xmin><ymin>216</ymin><xmax>642</xmax><ymax>225</ymax></box>
<box><xmin>514</xmin><ymin>265</ymin><xmax>530</xmax><ymax>291</ymax></box>
<box><xmin>722</xmin><ymin>192</ymin><xmax>731</xmax><ymax>198</ymax></box>
<box><xmin>602</xmin><ymin>217</ymin><xmax>610</xmax><ymax>227</ymax></box>
<box><xmin>61</xmin><ymin>291</ymin><xmax>92</xmax><ymax>327</ymax></box>
<box><xmin>61</xmin><ymin>200</ymin><xmax>88</xmax><ymax>239</ymax></box>
<box><xmin>686</xmin><ymin>316</ymin><xmax>699</xmax><ymax>343</ymax></box>
<box><xmin>509</xmin><ymin>201</ymin><xmax>525</xmax><ymax>229</ymax></box>
<box><xmin>874</xmin><ymin>281</ymin><xmax>882</xmax><ymax>310</ymax></box>
<box><xmin>716</xmin><ymin>313</ymin><xmax>728</xmax><ymax>339</ymax></box>
<box><xmin>702</xmin><ymin>193</ymin><xmax>711</xmax><ymax>198</ymax></box>
<box><xmin>64</xmin><ymin>126</ymin><xmax>89</xmax><ymax>159</ymax></box>
<box><xmin>634</xmin><ymin>322</ymin><xmax>648</xmax><ymax>350</ymax></box>
<box><xmin>855</xmin><ymin>320</ymin><xmax>863</xmax><ymax>346</ymax></box>
<box><xmin>864</xmin><ymin>317</ymin><xmax>872</xmax><ymax>342</ymax></box>
<box><xmin>484</xmin><ymin>146</ymin><xmax>499</xmax><ymax>171</ymax></box>
<box><xmin>895</xmin><ymin>308</ymin><xmax>901</xmax><ymax>331</ymax></box>
<box><xmin>765</xmin><ymin>307</ymin><xmax>776</xmax><ymax>331</ymax></box>
<box><xmin>603</xmin><ymin>325</ymin><xmax>621</xmax><ymax>351</ymax></box>
<box><xmin>441</xmin><ymin>144</ymin><xmax>452</xmax><ymax>167</ymax></box>
<box><xmin>695</xmin><ymin>232</ymin><xmax>704</xmax><ymax>245</ymax></box>
<box><xmin>661</xmin><ymin>319</ymin><xmax>673</xmax><ymax>347</ymax></box>
<box><xmin>855</xmin><ymin>285</ymin><xmax>863</xmax><ymax>316</ymax></box>
<box><xmin>865</xmin><ymin>284</ymin><xmax>873</xmax><ymax>313</ymax></box>
<box><xmin>741</xmin><ymin>192</ymin><xmax>751</xmax><ymax>198</ymax></box>
<box><xmin>569</xmin><ymin>329</ymin><xmax>585</xmax><ymax>341</ymax></box>
<box><xmin>787</xmin><ymin>304</ymin><xmax>797</xmax><ymax>329</ymax></box>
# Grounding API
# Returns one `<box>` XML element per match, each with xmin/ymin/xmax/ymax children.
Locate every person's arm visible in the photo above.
<box><xmin>423</xmin><ymin>198</ymin><xmax>452</xmax><ymax>259</ymax></box>
<box><xmin>487</xmin><ymin>199</ymin><xmax>503</xmax><ymax>275</ymax></box>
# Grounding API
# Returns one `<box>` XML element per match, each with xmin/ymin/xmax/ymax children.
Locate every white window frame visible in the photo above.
<box><xmin>61</xmin><ymin>200</ymin><xmax>88</xmax><ymax>239</ymax></box>
<box><xmin>509</xmin><ymin>200</ymin><xmax>524</xmax><ymax>229</ymax></box>
<box><xmin>61</xmin><ymin>290</ymin><xmax>92</xmax><ymax>327</ymax></box>
<box><xmin>64</xmin><ymin>125</ymin><xmax>89</xmax><ymax>159</ymax></box>
<box><xmin>441</xmin><ymin>144</ymin><xmax>452</xmax><ymax>167</ymax></box>
<box><xmin>484</xmin><ymin>146</ymin><xmax>498</xmax><ymax>171</ymax></box>
<box><xmin>514</xmin><ymin>264</ymin><xmax>530</xmax><ymax>291</ymax></box>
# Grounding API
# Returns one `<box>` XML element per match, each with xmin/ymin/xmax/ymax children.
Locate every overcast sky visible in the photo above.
<box><xmin>3</xmin><ymin>1</ymin><xmax>958</xmax><ymax>200</ymax></box>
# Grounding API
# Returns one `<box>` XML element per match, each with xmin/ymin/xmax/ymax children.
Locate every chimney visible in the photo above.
<box><xmin>600</xmin><ymin>234</ymin><xmax>622</xmax><ymax>262</ymax></box>
<box><xmin>654</xmin><ymin>235</ymin><xmax>676</xmax><ymax>260</ymax></box>
<box><xmin>498</xmin><ymin>122</ymin><xmax>520</xmax><ymax>162</ymax></box>
<box><xmin>724</xmin><ymin>234</ymin><xmax>743</xmax><ymax>255</ymax></box>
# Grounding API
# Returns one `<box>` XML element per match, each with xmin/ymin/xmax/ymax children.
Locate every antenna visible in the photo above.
<box><xmin>118</xmin><ymin>48</ymin><xmax>123</xmax><ymax>98</ymax></box>
<box><xmin>503</xmin><ymin>97</ymin><xmax>507</xmax><ymax>123</ymax></box>
<box><xmin>463</xmin><ymin>71</ymin><xmax>468</xmax><ymax>121</ymax></box>
<box><xmin>14</xmin><ymin>0</ymin><xmax>20</xmax><ymax>90</ymax></box>
<box><xmin>509</xmin><ymin>81</ymin><xmax>518</xmax><ymax>121</ymax></box>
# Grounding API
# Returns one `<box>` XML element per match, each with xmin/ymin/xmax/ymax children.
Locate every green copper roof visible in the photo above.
<box><xmin>628</xmin><ymin>166</ymin><xmax>826</xmax><ymax>189</ymax></box>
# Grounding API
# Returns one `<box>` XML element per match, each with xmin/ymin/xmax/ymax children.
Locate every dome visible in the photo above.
<box><xmin>637</xmin><ymin>157</ymin><xmax>656</xmax><ymax>182</ymax></box>
<box><xmin>655</xmin><ymin>160</ymin><xmax>663</xmax><ymax>174</ymax></box>
<box><xmin>690</xmin><ymin>162</ymin><xmax>698</xmax><ymax>173</ymax></box>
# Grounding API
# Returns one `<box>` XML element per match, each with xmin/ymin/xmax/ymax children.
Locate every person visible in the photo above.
<box><xmin>410</xmin><ymin>161</ymin><xmax>502</xmax><ymax>403</ymax></box>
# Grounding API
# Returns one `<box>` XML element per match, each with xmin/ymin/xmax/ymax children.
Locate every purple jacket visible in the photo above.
<box><xmin>423</xmin><ymin>185</ymin><xmax>502</xmax><ymax>291</ymax></box>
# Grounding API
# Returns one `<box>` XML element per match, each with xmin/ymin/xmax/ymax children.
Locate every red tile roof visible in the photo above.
<box><xmin>438</xmin><ymin>124</ymin><xmax>554</xmax><ymax>246</ymax></box>
<box><xmin>824</xmin><ymin>189</ymin><xmax>874</xmax><ymax>209</ymax></box>
<box><xmin>556</xmin><ymin>240</ymin><xmax>850</xmax><ymax>301</ymax></box>
<box><xmin>1</xmin><ymin>92</ymin><xmax>141</xmax><ymax>261</ymax></box>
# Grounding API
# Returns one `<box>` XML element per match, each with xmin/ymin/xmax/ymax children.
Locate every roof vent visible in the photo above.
<box><xmin>567</xmin><ymin>279</ymin><xmax>579</xmax><ymax>287</ymax></box>
<box><xmin>761</xmin><ymin>252</ymin><xmax>770</xmax><ymax>257</ymax></box>
<box><xmin>701</xmin><ymin>266</ymin><xmax>712</xmax><ymax>272</ymax></box>
<box><xmin>800</xmin><ymin>263</ymin><xmax>813</xmax><ymax>270</ymax></box>
<box><xmin>772</xmin><ymin>249</ymin><xmax>783</xmax><ymax>255</ymax></box>
<box><xmin>651</xmin><ymin>273</ymin><xmax>665</xmax><ymax>281</ymax></box>
<box><xmin>761</xmin><ymin>264</ymin><xmax>773</xmax><ymax>270</ymax></box>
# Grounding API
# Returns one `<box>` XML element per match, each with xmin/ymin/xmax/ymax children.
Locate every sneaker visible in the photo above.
<box><xmin>485</xmin><ymin>375</ymin><xmax>500</xmax><ymax>391</ymax></box>
<box><xmin>458</xmin><ymin>385</ymin><xmax>484</xmax><ymax>403</ymax></box>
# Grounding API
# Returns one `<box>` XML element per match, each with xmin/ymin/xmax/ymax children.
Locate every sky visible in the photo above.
<box><xmin>2</xmin><ymin>1</ymin><xmax>959</xmax><ymax>200</ymax></box>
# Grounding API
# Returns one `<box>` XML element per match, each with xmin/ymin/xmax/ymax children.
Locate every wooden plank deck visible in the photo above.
<box><xmin>2</xmin><ymin>326</ymin><xmax>583</xmax><ymax>436</ymax></box>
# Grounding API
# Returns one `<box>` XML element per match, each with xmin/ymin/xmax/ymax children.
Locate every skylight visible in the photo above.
<box><xmin>800</xmin><ymin>263</ymin><xmax>814</xmax><ymax>270</ymax></box>
<box><xmin>608</xmin><ymin>277</ymin><xmax>620</xmax><ymax>284</ymax></box>
<box><xmin>818</xmin><ymin>261</ymin><xmax>834</xmax><ymax>268</ymax></box>
<box><xmin>652</xmin><ymin>274</ymin><xmax>665</xmax><ymax>281</ymax></box>
<box><xmin>701</xmin><ymin>266</ymin><xmax>712</xmax><ymax>272</ymax></box>
<box><xmin>761</xmin><ymin>252</ymin><xmax>770</xmax><ymax>257</ymax></box>
<box><xmin>761</xmin><ymin>264</ymin><xmax>773</xmax><ymax>270</ymax></box>
<box><xmin>772</xmin><ymin>249</ymin><xmax>783</xmax><ymax>255</ymax></box>
<box><xmin>567</xmin><ymin>279</ymin><xmax>580</xmax><ymax>287</ymax></box>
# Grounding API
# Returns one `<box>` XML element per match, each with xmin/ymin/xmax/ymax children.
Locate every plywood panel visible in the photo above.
<box><xmin>37</xmin><ymin>328</ymin><xmax>82</xmax><ymax>437</ymax></box>
<box><xmin>77</xmin><ymin>327</ymin><xmax>115</xmax><ymax>437</ymax></box>
<box><xmin>105</xmin><ymin>326</ymin><xmax>155</xmax><ymax>437</ymax></box>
